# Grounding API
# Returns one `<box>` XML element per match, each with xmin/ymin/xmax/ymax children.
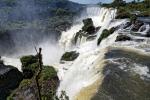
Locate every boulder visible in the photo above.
<box><xmin>131</xmin><ymin>20</ymin><xmax>144</xmax><ymax>32</ymax></box>
<box><xmin>115</xmin><ymin>35</ymin><xmax>131</xmax><ymax>42</ymax></box>
<box><xmin>61</xmin><ymin>51</ymin><xmax>79</xmax><ymax>61</ymax></box>
<box><xmin>82</xmin><ymin>18</ymin><xmax>96</xmax><ymax>34</ymax></box>
<box><xmin>8</xmin><ymin>66</ymin><xmax>59</xmax><ymax>100</ymax></box>
<box><xmin>146</xmin><ymin>29</ymin><xmax>150</xmax><ymax>37</ymax></box>
<box><xmin>97</xmin><ymin>27</ymin><xmax>116</xmax><ymax>45</ymax></box>
<box><xmin>0</xmin><ymin>63</ymin><xmax>23</xmax><ymax>100</ymax></box>
<box><xmin>123</xmin><ymin>22</ymin><xmax>132</xmax><ymax>29</ymax></box>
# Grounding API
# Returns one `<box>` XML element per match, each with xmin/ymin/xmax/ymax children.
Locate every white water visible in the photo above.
<box><xmin>57</xmin><ymin>6</ymin><xmax>150</xmax><ymax>100</ymax></box>
<box><xmin>1</xmin><ymin>4</ymin><xmax>149</xmax><ymax>100</ymax></box>
<box><xmin>57</xmin><ymin>6</ymin><xmax>119</xmax><ymax>100</ymax></box>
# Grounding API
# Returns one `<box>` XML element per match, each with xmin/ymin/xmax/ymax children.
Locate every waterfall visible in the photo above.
<box><xmin>59</xmin><ymin>7</ymin><xmax>117</xmax><ymax>51</ymax></box>
<box><xmin>57</xmin><ymin>5</ymin><xmax>150</xmax><ymax>100</ymax></box>
<box><xmin>57</xmin><ymin>6</ymin><xmax>119</xmax><ymax>100</ymax></box>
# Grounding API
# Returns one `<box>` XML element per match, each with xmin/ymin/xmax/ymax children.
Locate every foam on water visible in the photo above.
<box><xmin>57</xmin><ymin>5</ymin><xmax>150</xmax><ymax>100</ymax></box>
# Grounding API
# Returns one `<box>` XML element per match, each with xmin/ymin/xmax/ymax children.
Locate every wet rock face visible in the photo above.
<box><xmin>146</xmin><ymin>29</ymin><xmax>150</xmax><ymax>37</ymax></box>
<box><xmin>82</xmin><ymin>18</ymin><xmax>96</xmax><ymax>34</ymax></box>
<box><xmin>61</xmin><ymin>51</ymin><xmax>79</xmax><ymax>61</ymax></box>
<box><xmin>131</xmin><ymin>20</ymin><xmax>144</xmax><ymax>32</ymax></box>
<box><xmin>0</xmin><ymin>64</ymin><xmax>23</xmax><ymax>100</ymax></box>
<box><xmin>73</xmin><ymin>18</ymin><xmax>101</xmax><ymax>44</ymax></box>
<box><xmin>92</xmin><ymin>49</ymin><xmax>150</xmax><ymax>100</ymax></box>
<box><xmin>123</xmin><ymin>22</ymin><xmax>132</xmax><ymax>29</ymax></box>
<box><xmin>115</xmin><ymin>35</ymin><xmax>132</xmax><ymax>42</ymax></box>
<box><xmin>9</xmin><ymin>66</ymin><xmax>59</xmax><ymax>100</ymax></box>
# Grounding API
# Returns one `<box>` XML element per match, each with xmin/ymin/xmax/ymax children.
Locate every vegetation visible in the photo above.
<box><xmin>97</xmin><ymin>27</ymin><xmax>116</xmax><ymax>45</ymax></box>
<box><xmin>20</xmin><ymin>55</ymin><xmax>38</xmax><ymax>79</ymax></box>
<box><xmin>39</xmin><ymin>66</ymin><xmax>57</xmax><ymax>81</ymax></box>
<box><xmin>8</xmin><ymin>54</ymin><xmax>60</xmax><ymax>100</ymax></box>
<box><xmin>101</xmin><ymin>0</ymin><xmax>150</xmax><ymax>20</ymax></box>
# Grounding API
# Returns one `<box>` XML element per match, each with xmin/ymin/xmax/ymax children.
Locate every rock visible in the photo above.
<box><xmin>146</xmin><ymin>29</ymin><xmax>150</xmax><ymax>37</ymax></box>
<box><xmin>20</xmin><ymin>55</ymin><xmax>38</xmax><ymax>79</ymax></box>
<box><xmin>97</xmin><ymin>27</ymin><xmax>116</xmax><ymax>45</ymax></box>
<box><xmin>0</xmin><ymin>63</ymin><xmax>23</xmax><ymax>100</ymax></box>
<box><xmin>123</xmin><ymin>22</ymin><xmax>132</xmax><ymax>29</ymax></box>
<box><xmin>92</xmin><ymin>49</ymin><xmax>150</xmax><ymax>100</ymax></box>
<box><xmin>82</xmin><ymin>18</ymin><xmax>96</xmax><ymax>34</ymax></box>
<box><xmin>131</xmin><ymin>20</ymin><xmax>144</xmax><ymax>32</ymax></box>
<box><xmin>115</xmin><ymin>35</ymin><xmax>131</xmax><ymax>42</ymax></box>
<box><xmin>74</xmin><ymin>18</ymin><xmax>100</xmax><ymax>44</ymax></box>
<box><xmin>9</xmin><ymin>66</ymin><xmax>59</xmax><ymax>100</ymax></box>
<box><xmin>61</xmin><ymin>51</ymin><xmax>79</xmax><ymax>61</ymax></box>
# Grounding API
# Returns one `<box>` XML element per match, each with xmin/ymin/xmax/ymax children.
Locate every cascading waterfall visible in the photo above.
<box><xmin>57</xmin><ymin>5</ymin><xmax>150</xmax><ymax>100</ymax></box>
<box><xmin>57</xmin><ymin>6</ymin><xmax>119</xmax><ymax>100</ymax></box>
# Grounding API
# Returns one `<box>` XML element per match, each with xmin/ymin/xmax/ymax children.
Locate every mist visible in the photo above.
<box><xmin>0</xmin><ymin>0</ymin><xmax>64</xmax><ymax>65</ymax></box>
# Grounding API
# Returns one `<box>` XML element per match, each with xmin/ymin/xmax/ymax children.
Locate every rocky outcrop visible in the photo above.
<box><xmin>0</xmin><ymin>63</ymin><xmax>23</xmax><ymax>100</ymax></box>
<box><xmin>82</xmin><ymin>18</ymin><xmax>96</xmax><ymax>35</ymax></box>
<box><xmin>115</xmin><ymin>35</ymin><xmax>131</xmax><ymax>42</ymax></box>
<box><xmin>20</xmin><ymin>55</ymin><xmax>38</xmax><ymax>79</ymax></box>
<box><xmin>8</xmin><ymin>54</ymin><xmax>59</xmax><ymax>100</ymax></box>
<box><xmin>9</xmin><ymin>66</ymin><xmax>59</xmax><ymax>100</ymax></box>
<box><xmin>61</xmin><ymin>51</ymin><xmax>79</xmax><ymax>61</ymax></box>
<box><xmin>97</xmin><ymin>27</ymin><xmax>116</xmax><ymax>45</ymax></box>
<box><xmin>91</xmin><ymin>49</ymin><xmax>150</xmax><ymax>100</ymax></box>
<box><xmin>131</xmin><ymin>20</ymin><xmax>144</xmax><ymax>32</ymax></box>
<box><xmin>74</xmin><ymin>18</ymin><xmax>100</xmax><ymax>44</ymax></box>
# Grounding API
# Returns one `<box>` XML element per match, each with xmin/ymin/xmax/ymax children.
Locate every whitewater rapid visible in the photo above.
<box><xmin>57</xmin><ymin>6</ymin><xmax>150</xmax><ymax>100</ymax></box>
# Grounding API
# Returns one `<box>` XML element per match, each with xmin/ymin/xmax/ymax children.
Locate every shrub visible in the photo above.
<box><xmin>116</xmin><ymin>8</ymin><xmax>131</xmax><ymax>19</ymax></box>
<box><xmin>39</xmin><ymin>66</ymin><xmax>57</xmax><ymax>81</ymax></box>
<box><xmin>20</xmin><ymin>55</ymin><xmax>38</xmax><ymax>79</ymax></box>
<box><xmin>20</xmin><ymin>55</ymin><xmax>38</xmax><ymax>70</ymax></box>
<box><xmin>130</xmin><ymin>14</ymin><xmax>137</xmax><ymax>23</ymax></box>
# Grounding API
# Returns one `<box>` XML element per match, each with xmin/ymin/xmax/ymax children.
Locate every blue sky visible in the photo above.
<box><xmin>69</xmin><ymin>0</ymin><xmax>134</xmax><ymax>4</ymax></box>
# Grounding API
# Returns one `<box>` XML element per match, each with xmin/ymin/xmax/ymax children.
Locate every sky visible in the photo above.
<box><xmin>69</xmin><ymin>0</ymin><xmax>134</xmax><ymax>4</ymax></box>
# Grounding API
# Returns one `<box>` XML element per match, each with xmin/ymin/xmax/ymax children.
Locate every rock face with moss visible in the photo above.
<box><xmin>82</xmin><ymin>18</ymin><xmax>96</xmax><ymax>34</ymax></box>
<box><xmin>20</xmin><ymin>55</ymin><xmax>38</xmax><ymax>79</ymax></box>
<box><xmin>97</xmin><ymin>27</ymin><xmax>116</xmax><ymax>45</ymax></box>
<box><xmin>8</xmin><ymin>55</ymin><xmax>59</xmax><ymax>100</ymax></box>
<box><xmin>0</xmin><ymin>63</ymin><xmax>23</xmax><ymax>100</ymax></box>
<box><xmin>61</xmin><ymin>51</ymin><xmax>79</xmax><ymax>61</ymax></box>
<box><xmin>74</xmin><ymin>18</ymin><xmax>100</xmax><ymax>44</ymax></box>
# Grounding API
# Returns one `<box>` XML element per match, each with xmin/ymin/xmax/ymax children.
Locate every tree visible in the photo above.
<box><xmin>112</xmin><ymin>0</ymin><xmax>126</xmax><ymax>8</ymax></box>
<box><xmin>143</xmin><ymin>0</ymin><xmax>150</xmax><ymax>8</ymax></box>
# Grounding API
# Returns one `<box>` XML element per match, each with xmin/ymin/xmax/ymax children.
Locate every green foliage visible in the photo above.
<box><xmin>19</xmin><ymin>79</ymin><xmax>32</xmax><ymax>89</ymax></box>
<box><xmin>20</xmin><ymin>55</ymin><xmax>38</xmax><ymax>79</ymax></box>
<box><xmin>39</xmin><ymin>66</ymin><xmax>57</xmax><ymax>81</ymax></box>
<box><xmin>130</xmin><ymin>14</ymin><xmax>137</xmax><ymax>23</ymax></box>
<box><xmin>116</xmin><ymin>7</ymin><xmax>131</xmax><ymax>19</ymax></box>
<box><xmin>61</xmin><ymin>51</ymin><xmax>79</xmax><ymax>61</ymax></box>
<box><xmin>101</xmin><ymin>0</ymin><xmax>150</xmax><ymax>18</ymax></box>
<box><xmin>20</xmin><ymin>55</ymin><xmax>38</xmax><ymax>70</ymax></box>
<box><xmin>97</xmin><ymin>27</ymin><xmax>116</xmax><ymax>45</ymax></box>
<box><xmin>111</xmin><ymin>0</ymin><xmax>126</xmax><ymax>8</ymax></box>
